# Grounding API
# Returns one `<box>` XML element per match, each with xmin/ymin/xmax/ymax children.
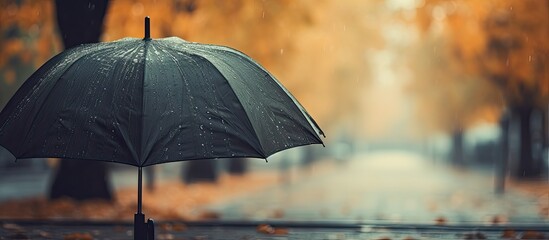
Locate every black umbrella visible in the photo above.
<box><xmin>0</xmin><ymin>17</ymin><xmax>324</xmax><ymax>239</ymax></box>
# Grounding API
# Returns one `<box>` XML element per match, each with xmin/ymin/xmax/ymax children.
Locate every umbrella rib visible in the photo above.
<box><xmin>138</xmin><ymin>40</ymin><xmax>151</xmax><ymax>166</ymax></box>
<box><xmin>160</xmin><ymin>41</ymin><xmax>324</xmax><ymax>154</ymax></box>
<box><xmin>156</xmin><ymin>42</ymin><xmax>268</xmax><ymax>158</ymax></box>
<box><xmin>17</xmin><ymin>46</ymin><xmax>118</xmax><ymax>157</ymax></box>
<box><xmin>174</xmin><ymin>42</ymin><xmax>325</xmax><ymax>140</ymax></box>
<box><xmin>211</xmin><ymin>47</ymin><xmax>326</xmax><ymax>140</ymax></box>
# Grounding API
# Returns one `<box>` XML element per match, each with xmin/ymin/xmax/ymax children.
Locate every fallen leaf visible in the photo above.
<box><xmin>435</xmin><ymin>216</ymin><xmax>447</xmax><ymax>225</ymax></box>
<box><xmin>256</xmin><ymin>224</ymin><xmax>288</xmax><ymax>235</ymax></box>
<box><xmin>172</xmin><ymin>223</ymin><xmax>188</xmax><ymax>232</ymax></box>
<box><xmin>160</xmin><ymin>223</ymin><xmax>173</xmax><ymax>231</ymax></box>
<box><xmin>257</xmin><ymin>224</ymin><xmax>275</xmax><ymax>234</ymax></box>
<box><xmin>63</xmin><ymin>232</ymin><xmax>93</xmax><ymax>240</ymax></box>
<box><xmin>501</xmin><ymin>229</ymin><xmax>516</xmax><ymax>238</ymax></box>
<box><xmin>157</xmin><ymin>233</ymin><xmax>174</xmax><ymax>240</ymax></box>
<box><xmin>273</xmin><ymin>227</ymin><xmax>289</xmax><ymax>235</ymax></box>
<box><xmin>520</xmin><ymin>231</ymin><xmax>545</xmax><ymax>239</ymax></box>
<box><xmin>198</xmin><ymin>210</ymin><xmax>221</xmax><ymax>220</ymax></box>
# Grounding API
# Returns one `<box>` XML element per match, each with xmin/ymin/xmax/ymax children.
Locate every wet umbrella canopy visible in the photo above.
<box><xmin>0</xmin><ymin>19</ymin><xmax>324</xmax><ymax>166</ymax></box>
<box><xmin>0</xmin><ymin>17</ymin><xmax>324</xmax><ymax>239</ymax></box>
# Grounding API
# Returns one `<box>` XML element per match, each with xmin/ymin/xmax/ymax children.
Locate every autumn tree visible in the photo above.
<box><xmin>49</xmin><ymin>0</ymin><xmax>113</xmax><ymax>200</ymax></box>
<box><xmin>407</xmin><ymin>27</ymin><xmax>501</xmax><ymax>166</ymax></box>
<box><xmin>416</xmin><ymin>0</ymin><xmax>549</xmax><ymax>177</ymax></box>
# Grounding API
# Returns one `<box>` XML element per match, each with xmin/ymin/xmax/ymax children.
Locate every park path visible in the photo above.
<box><xmin>207</xmin><ymin>150</ymin><xmax>546</xmax><ymax>225</ymax></box>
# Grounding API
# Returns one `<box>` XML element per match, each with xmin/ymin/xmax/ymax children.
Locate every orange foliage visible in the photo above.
<box><xmin>417</xmin><ymin>0</ymin><xmax>549</xmax><ymax>108</ymax></box>
<box><xmin>2</xmin><ymin>0</ymin><xmax>387</xmax><ymax>133</ymax></box>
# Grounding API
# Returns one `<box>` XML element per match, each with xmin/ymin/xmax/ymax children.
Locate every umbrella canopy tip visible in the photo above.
<box><xmin>144</xmin><ymin>16</ymin><xmax>151</xmax><ymax>40</ymax></box>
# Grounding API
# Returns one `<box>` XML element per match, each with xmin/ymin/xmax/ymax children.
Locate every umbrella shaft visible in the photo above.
<box><xmin>138</xmin><ymin>167</ymin><xmax>142</xmax><ymax>214</ymax></box>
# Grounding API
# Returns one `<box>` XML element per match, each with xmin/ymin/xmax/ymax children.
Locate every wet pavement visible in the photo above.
<box><xmin>208</xmin><ymin>150</ymin><xmax>547</xmax><ymax>225</ymax></box>
<box><xmin>2</xmin><ymin>220</ymin><xmax>549</xmax><ymax>239</ymax></box>
<box><xmin>1</xmin><ymin>150</ymin><xmax>549</xmax><ymax>239</ymax></box>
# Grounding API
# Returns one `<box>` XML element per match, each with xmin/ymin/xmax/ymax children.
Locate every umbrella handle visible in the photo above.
<box><xmin>147</xmin><ymin>218</ymin><xmax>155</xmax><ymax>240</ymax></box>
<box><xmin>134</xmin><ymin>213</ymin><xmax>146</xmax><ymax>240</ymax></box>
<box><xmin>134</xmin><ymin>214</ymin><xmax>155</xmax><ymax>240</ymax></box>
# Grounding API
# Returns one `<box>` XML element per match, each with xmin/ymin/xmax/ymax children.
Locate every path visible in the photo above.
<box><xmin>207</xmin><ymin>150</ymin><xmax>546</xmax><ymax>225</ymax></box>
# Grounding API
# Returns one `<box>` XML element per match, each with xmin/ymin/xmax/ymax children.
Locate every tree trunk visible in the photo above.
<box><xmin>50</xmin><ymin>160</ymin><xmax>112</xmax><ymax>200</ymax></box>
<box><xmin>227</xmin><ymin>158</ymin><xmax>247</xmax><ymax>175</ymax></box>
<box><xmin>182</xmin><ymin>160</ymin><xmax>218</xmax><ymax>183</ymax></box>
<box><xmin>513</xmin><ymin>105</ymin><xmax>541</xmax><ymax>179</ymax></box>
<box><xmin>495</xmin><ymin>112</ymin><xmax>510</xmax><ymax>194</ymax></box>
<box><xmin>49</xmin><ymin>0</ymin><xmax>112</xmax><ymax>201</ymax></box>
<box><xmin>451</xmin><ymin>130</ymin><xmax>464</xmax><ymax>166</ymax></box>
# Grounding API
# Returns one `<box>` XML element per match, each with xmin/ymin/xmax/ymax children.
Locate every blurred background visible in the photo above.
<box><xmin>0</xmin><ymin>0</ymin><xmax>548</xmax><ymax>225</ymax></box>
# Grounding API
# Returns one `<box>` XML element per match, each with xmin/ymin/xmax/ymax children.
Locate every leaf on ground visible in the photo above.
<box><xmin>63</xmin><ymin>232</ymin><xmax>93</xmax><ymax>240</ymax></box>
<box><xmin>256</xmin><ymin>224</ymin><xmax>288</xmax><ymax>235</ymax></box>
<box><xmin>257</xmin><ymin>224</ymin><xmax>275</xmax><ymax>234</ymax></box>
<box><xmin>157</xmin><ymin>233</ymin><xmax>175</xmax><ymax>240</ymax></box>
<box><xmin>273</xmin><ymin>227</ymin><xmax>289</xmax><ymax>235</ymax></box>
<box><xmin>160</xmin><ymin>222</ymin><xmax>187</xmax><ymax>232</ymax></box>
<box><xmin>0</xmin><ymin>173</ymin><xmax>278</xmax><ymax>221</ymax></box>
<box><xmin>156</xmin><ymin>233</ymin><xmax>175</xmax><ymax>240</ymax></box>
<box><xmin>520</xmin><ymin>231</ymin><xmax>545</xmax><ymax>239</ymax></box>
<box><xmin>434</xmin><ymin>216</ymin><xmax>447</xmax><ymax>225</ymax></box>
<box><xmin>173</xmin><ymin>223</ymin><xmax>188</xmax><ymax>232</ymax></box>
<box><xmin>501</xmin><ymin>229</ymin><xmax>516</xmax><ymax>238</ymax></box>
<box><xmin>198</xmin><ymin>210</ymin><xmax>221</xmax><ymax>220</ymax></box>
